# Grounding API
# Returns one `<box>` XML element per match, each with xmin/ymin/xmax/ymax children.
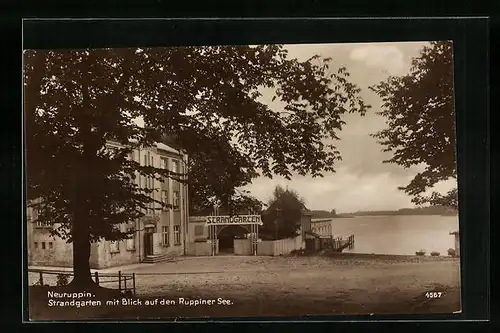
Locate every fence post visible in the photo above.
<box><xmin>94</xmin><ymin>271</ymin><xmax>99</xmax><ymax>286</ymax></box>
<box><xmin>124</xmin><ymin>274</ymin><xmax>127</xmax><ymax>291</ymax></box>
<box><xmin>39</xmin><ymin>271</ymin><xmax>44</xmax><ymax>286</ymax></box>
<box><xmin>132</xmin><ymin>273</ymin><xmax>136</xmax><ymax>297</ymax></box>
<box><xmin>118</xmin><ymin>271</ymin><xmax>122</xmax><ymax>291</ymax></box>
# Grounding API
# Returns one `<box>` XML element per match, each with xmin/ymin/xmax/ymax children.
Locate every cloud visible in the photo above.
<box><xmin>240</xmin><ymin>43</ymin><xmax>449</xmax><ymax>213</ymax></box>
<box><xmin>349</xmin><ymin>44</ymin><xmax>406</xmax><ymax>76</ymax></box>
<box><xmin>241</xmin><ymin>167</ymin><xmax>418</xmax><ymax>214</ymax></box>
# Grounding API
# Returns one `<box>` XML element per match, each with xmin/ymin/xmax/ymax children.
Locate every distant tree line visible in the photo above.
<box><xmin>340</xmin><ymin>205</ymin><xmax>458</xmax><ymax>217</ymax></box>
<box><xmin>310</xmin><ymin>209</ymin><xmax>338</xmax><ymax>219</ymax></box>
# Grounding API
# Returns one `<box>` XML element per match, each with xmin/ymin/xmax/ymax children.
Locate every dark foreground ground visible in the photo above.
<box><xmin>28</xmin><ymin>253</ymin><xmax>461</xmax><ymax>321</ymax></box>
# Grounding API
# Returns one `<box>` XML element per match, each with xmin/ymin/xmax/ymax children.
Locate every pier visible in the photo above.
<box><xmin>332</xmin><ymin>234</ymin><xmax>355</xmax><ymax>252</ymax></box>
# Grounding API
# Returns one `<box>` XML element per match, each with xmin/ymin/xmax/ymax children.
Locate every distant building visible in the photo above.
<box><xmin>305</xmin><ymin>218</ymin><xmax>334</xmax><ymax>251</ymax></box>
<box><xmin>26</xmin><ymin>140</ymin><xmax>189</xmax><ymax>268</ymax></box>
<box><xmin>449</xmin><ymin>230</ymin><xmax>460</xmax><ymax>257</ymax></box>
<box><xmin>300</xmin><ymin>211</ymin><xmax>312</xmax><ymax>239</ymax></box>
<box><xmin>310</xmin><ymin>218</ymin><xmax>333</xmax><ymax>237</ymax></box>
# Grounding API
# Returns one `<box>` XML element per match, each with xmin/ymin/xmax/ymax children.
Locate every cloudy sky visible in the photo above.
<box><xmin>241</xmin><ymin>42</ymin><xmax>457</xmax><ymax>213</ymax></box>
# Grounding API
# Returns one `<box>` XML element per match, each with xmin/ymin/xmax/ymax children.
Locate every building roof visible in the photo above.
<box><xmin>311</xmin><ymin>218</ymin><xmax>332</xmax><ymax>223</ymax></box>
<box><xmin>155</xmin><ymin>142</ymin><xmax>181</xmax><ymax>154</ymax></box>
<box><xmin>304</xmin><ymin>230</ymin><xmax>321</xmax><ymax>238</ymax></box>
<box><xmin>108</xmin><ymin>139</ymin><xmax>183</xmax><ymax>156</ymax></box>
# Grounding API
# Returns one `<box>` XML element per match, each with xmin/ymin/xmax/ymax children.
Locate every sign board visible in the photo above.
<box><xmin>206</xmin><ymin>215</ymin><xmax>263</xmax><ymax>226</ymax></box>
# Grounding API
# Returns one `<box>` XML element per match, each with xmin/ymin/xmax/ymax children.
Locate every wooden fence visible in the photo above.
<box><xmin>257</xmin><ymin>235</ymin><xmax>304</xmax><ymax>256</ymax></box>
<box><xmin>28</xmin><ymin>269</ymin><xmax>136</xmax><ymax>296</ymax></box>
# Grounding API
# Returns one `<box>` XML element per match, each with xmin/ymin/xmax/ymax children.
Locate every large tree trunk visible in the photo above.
<box><xmin>70</xmin><ymin>218</ymin><xmax>95</xmax><ymax>288</ymax></box>
<box><xmin>69</xmin><ymin>139</ymin><xmax>98</xmax><ymax>288</ymax></box>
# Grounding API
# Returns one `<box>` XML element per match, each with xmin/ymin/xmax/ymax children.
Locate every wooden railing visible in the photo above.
<box><xmin>332</xmin><ymin>234</ymin><xmax>355</xmax><ymax>251</ymax></box>
<box><xmin>28</xmin><ymin>269</ymin><xmax>136</xmax><ymax>296</ymax></box>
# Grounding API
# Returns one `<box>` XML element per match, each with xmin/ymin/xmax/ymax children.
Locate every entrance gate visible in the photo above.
<box><xmin>206</xmin><ymin>207</ymin><xmax>262</xmax><ymax>256</ymax></box>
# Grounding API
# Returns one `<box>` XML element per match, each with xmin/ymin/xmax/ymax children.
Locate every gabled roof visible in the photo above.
<box><xmin>304</xmin><ymin>230</ymin><xmax>321</xmax><ymax>238</ymax></box>
<box><xmin>155</xmin><ymin>142</ymin><xmax>181</xmax><ymax>154</ymax></box>
<box><xmin>311</xmin><ymin>218</ymin><xmax>332</xmax><ymax>223</ymax></box>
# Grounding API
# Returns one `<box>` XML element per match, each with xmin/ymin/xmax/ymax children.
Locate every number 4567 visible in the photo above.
<box><xmin>425</xmin><ymin>292</ymin><xmax>443</xmax><ymax>298</ymax></box>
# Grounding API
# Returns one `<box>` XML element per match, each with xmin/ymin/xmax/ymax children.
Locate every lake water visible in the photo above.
<box><xmin>330</xmin><ymin>215</ymin><xmax>459</xmax><ymax>256</ymax></box>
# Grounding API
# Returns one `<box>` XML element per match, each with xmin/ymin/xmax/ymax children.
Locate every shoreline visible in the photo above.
<box><xmin>320</xmin><ymin>252</ymin><xmax>459</xmax><ymax>261</ymax></box>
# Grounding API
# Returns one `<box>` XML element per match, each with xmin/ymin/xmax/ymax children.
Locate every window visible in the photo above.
<box><xmin>171</xmin><ymin>159</ymin><xmax>180</xmax><ymax>186</ymax></box>
<box><xmin>31</xmin><ymin>208</ymin><xmax>50</xmax><ymax>228</ymax></box>
<box><xmin>161</xmin><ymin>157</ymin><xmax>168</xmax><ymax>169</ymax></box>
<box><xmin>49</xmin><ymin>242</ymin><xmax>53</xmax><ymax>249</ymax></box>
<box><xmin>35</xmin><ymin>220</ymin><xmax>52</xmax><ymax>228</ymax></box>
<box><xmin>161</xmin><ymin>190</ymin><xmax>169</xmax><ymax>210</ymax></box>
<box><xmin>172</xmin><ymin>159</ymin><xmax>180</xmax><ymax>173</ymax></box>
<box><xmin>162</xmin><ymin>225</ymin><xmax>170</xmax><ymax>246</ymax></box>
<box><xmin>126</xmin><ymin>228</ymin><xmax>135</xmax><ymax>251</ymax></box>
<box><xmin>150</xmin><ymin>184</ymin><xmax>155</xmax><ymax>204</ymax></box>
<box><xmin>174</xmin><ymin>225</ymin><xmax>181</xmax><ymax>245</ymax></box>
<box><xmin>110</xmin><ymin>241</ymin><xmax>120</xmax><ymax>253</ymax></box>
<box><xmin>160</xmin><ymin>158</ymin><xmax>168</xmax><ymax>183</ymax></box>
<box><xmin>34</xmin><ymin>242</ymin><xmax>38</xmax><ymax>249</ymax></box>
<box><xmin>173</xmin><ymin>191</ymin><xmax>180</xmax><ymax>208</ymax></box>
<box><xmin>194</xmin><ymin>225</ymin><xmax>204</xmax><ymax>237</ymax></box>
<box><xmin>41</xmin><ymin>242</ymin><xmax>46</xmax><ymax>250</ymax></box>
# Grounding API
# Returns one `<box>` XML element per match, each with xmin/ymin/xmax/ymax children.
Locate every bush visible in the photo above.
<box><xmin>447</xmin><ymin>248</ymin><xmax>457</xmax><ymax>257</ymax></box>
<box><xmin>290</xmin><ymin>249</ymin><xmax>306</xmax><ymax>256</ymax></box>
<box><xmin>430</xmin><ymin>251</ymin><xmax>440</xmax><ymax>256</ymax></box>
<box><xmin>56</xmin><ymin>273</ymin><xmax>69</xmax><ymax>286</ymax></box>
<box><xmin>415</xmin><ymin>250</ymin><xmax>426</xmax><ymax>256</ymax></box>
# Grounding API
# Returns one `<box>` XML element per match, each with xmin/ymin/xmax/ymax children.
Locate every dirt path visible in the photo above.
<box><xmin>28</xmin><ymin>254</ymin><xmax>461</xmax><ymax>320</ymax></box>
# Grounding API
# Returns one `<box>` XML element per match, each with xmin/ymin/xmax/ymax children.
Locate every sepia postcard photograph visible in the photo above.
<box><xmin>24</xmin><ymin>40</ymin><xmax>462</xmax><ymax>321</ymax></box>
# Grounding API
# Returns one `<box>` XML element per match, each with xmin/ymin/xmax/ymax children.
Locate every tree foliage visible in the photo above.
<box><xmin>261</xmin><ymin>185</ymin><xmax>306</xmax><ymax>239</ymax></box>
<box><xmin>370</xmin><ymin>41</ymin><xmax>457</xmax><ymax>209</ymax></box>
<box><xmin>24</xmin><ymin>45</ymin><xmax>369</xmax><ymax>284</ymax></box>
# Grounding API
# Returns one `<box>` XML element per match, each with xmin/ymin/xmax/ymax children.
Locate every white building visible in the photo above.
<box><xmin>27</xmin><ymin>140</ymin><xmax>189</xmax><ymax>268</ymax></box>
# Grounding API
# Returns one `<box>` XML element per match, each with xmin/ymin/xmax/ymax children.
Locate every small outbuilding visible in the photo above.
<box><xmin>449</xmin><ymin>231</ymin><xmax>460</xmax><ymax>257</ymax></box>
